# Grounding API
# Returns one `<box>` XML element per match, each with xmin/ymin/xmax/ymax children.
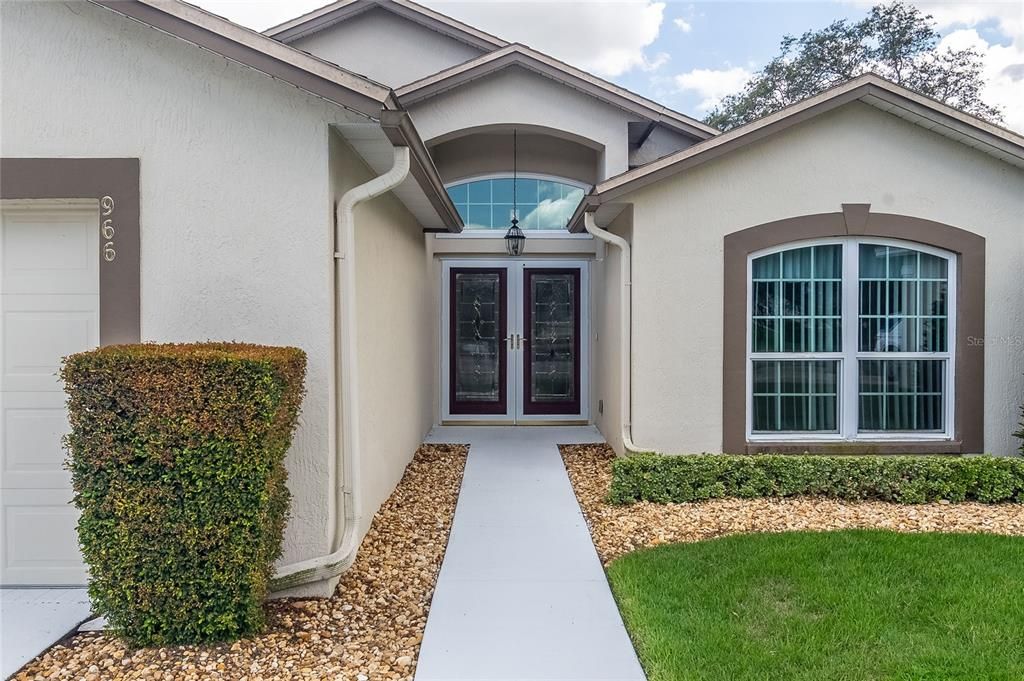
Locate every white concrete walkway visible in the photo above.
<box><xmin>1</xmin><ymin>588</ymin><xmax>92</xmax><ymax>677</ymax></box>
<box><xmin>416</xmin><ymin>426</ymin><xmax>645</xmax><ymax>681</ymax></box>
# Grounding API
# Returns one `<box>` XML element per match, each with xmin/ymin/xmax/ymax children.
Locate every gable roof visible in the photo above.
<box><xmin>264</xmin><ymin>0</ymin><xmax>507</xmax><ymax>51</ymax></box>
<box><xmin>87</xmin><ymin>0</ymin><xmax>461</xmax><ymax>232</ymax></box>
<box><xmin>395</xmin><ymin>43</ymin><xmax>719</xmax><ymax>141</ymax></box>
<box><xmin>569</xmin><ymin>73</ymin><xmax>1024</xmax><ymax>231</ymax></box>
<box><xmin>91</xmin><ymin>0</ymin><xmax>395</xmax><ymax>117</ymax></box>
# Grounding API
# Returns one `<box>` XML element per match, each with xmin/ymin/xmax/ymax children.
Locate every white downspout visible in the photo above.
<box><xmin>273</xmin><ymin>146</ymin><xmax>411</xmax><ymax>589</ymax></box>
<box><xmin>584</xmin><ymin>210</ymin><xmax>650</xmax><ymax>454</ymax></box>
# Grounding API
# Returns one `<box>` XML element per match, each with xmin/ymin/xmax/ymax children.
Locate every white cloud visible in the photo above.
<box><xmin>674</xmin><ymin>66</ymin><xmax>753</xmax><ymax>111</ymax></box>
<box><xmin>846</xmin><ymin>1</ymin><xmax>1024</xmax><ymax>132</ymax></box>
<box><xmin>523</xmin><ymin>196</ymin><xmax>581</xmax><ymax>229</ymax></box>
<box><xmin>673</xmin><ymin>17</ymin><xmax>692</xmax><ymax>33</ymax></box>
<box><xmin>641</xmin><ymin>51</ymin><xmax>671</xmax><ymax>72</ymax></box>
<box><xmin>915</xmin><ymin>1</ymin><xmax>1024</xmax><ymax>132</ymax></box>
<box><xmin>907</xmin><ymin>1</ymin><xmax>1022</xmax><ymax>42</ymax></box>
<box><xmin>426</xmin><ymin>1</ymin><xmax>667</xmax><ymax>77</ymax></box>
<box><xmin>938</xmin><ymin>28</ymin><xmax>1024</xmax><ymax>131</ymax></box>
<box><xmin>844</xmin><ymin>0</ymin><xmax>1022</xmax><ymax>39</ymax></box>
<box><xmin>190</xmin><ymin>0</ymin><xmax>326</xmax><ymax>31</ymax></box>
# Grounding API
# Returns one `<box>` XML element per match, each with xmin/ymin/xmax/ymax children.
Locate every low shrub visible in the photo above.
<box><xmin>61</xmin><ymin>343</ymin><xmax>306</xmax><ymax>646</ymax></box>
<box><xmin>608</xmin><ymin>453</ymin><xmax>1024</xmax><ymax>505</ymax></box>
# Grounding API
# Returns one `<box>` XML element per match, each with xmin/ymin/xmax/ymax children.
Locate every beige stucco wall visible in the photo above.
<box><xmin>629</xmin><ymin>125</ymin><xmax>699</xmax><ymax>167</ymax></box>
<box><xmin>0</xmin><ymin>1</ymin><xmax>430</xmax><ymax>590</ymax></box>
<box><xmin>431</xmin><ymin>132</ymin><xmax>600</xmax><ymax>185</ymax></box>
<box><xmin>290</xmin><ymin>7</ymin><xmax>486</xmax><ymax>87</ymax></box>
<box><xmin>614</xmin><ymin>102</ymin><xmax>1024</xmax><ymax>455</ymax></box>
<box><xmin>591</xmin><ymin>211</ymin><xmax>631</xmax><ymax>454</ymax></box>
<box><xmin>330</xmin><ymin>131</ymin><xmax>435</xmax><ymax>539</ymax></box>
<box><xmin>407</xmin><ymin>66</ymin><xmax>648</xmax><ymax>178</ymax></box>
<box><xmin>428</xmin><ymin>234</ymin><xmax>597</xmax><ymax>258</ymax></box>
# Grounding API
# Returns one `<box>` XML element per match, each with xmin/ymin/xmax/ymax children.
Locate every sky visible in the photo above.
<box><xmin>194</xmin><ymin>0</ymin><xmax>1024</xmax><ymax>132</ymax></box>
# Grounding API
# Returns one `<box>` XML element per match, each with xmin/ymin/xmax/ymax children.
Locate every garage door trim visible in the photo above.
<box><xmin>1</xmin><ymin>158</ymin><xmax>140</xmax><ymax>344</ymax></box>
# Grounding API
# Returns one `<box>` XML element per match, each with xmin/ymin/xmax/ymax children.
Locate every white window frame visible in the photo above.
<box><xmin>745</xmin><ymin>237</ymin><xmax>956</xmax><ymax>442</ymax></box>
<box><xmin>439</xmin><ymin>172</ymin><xmax>590</xmax><ymax>237</ymax></box>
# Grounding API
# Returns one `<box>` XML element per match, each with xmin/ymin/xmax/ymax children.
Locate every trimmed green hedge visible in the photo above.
<box><xmin>61</xmin><ymin>343</ymin><xmax>306</xmax><ymax>646</ymax></box>
<box><xmin>609</xmin><ymin>453</ymin><xmax>1024</xmax><ymax>505</ymax></box>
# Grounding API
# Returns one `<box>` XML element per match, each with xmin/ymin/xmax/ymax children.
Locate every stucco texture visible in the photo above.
<box><xmin>0</xmin><ymin>1</ymin><xmax>396</xmax><ymax>570</ymax></box>
<box><xmin>431</xmin><ymin>132</ymin><xmax>600</xmax><ymax>186</ymax></box>
<box><xmin>591</xmin><ymin>211</ymin><xmax>630</xmax><ymax>455</ymax></box>
<box><xmin>290</xmin><ymin>7</ymin><xmax>485</xmax><ymax>88</ymax></box>
<box><xmin>407</xmin><ymin>66</ymin><xmax>647</xmax><ymax>178</ymax></box>
<box><xmin>329</xmin><ymin>132</ymin><xmax>436</xmax><ymax>541</ymax></box>
<box><xmin>615</xmin><ymin>102</ymin><xmax>1024</xmax><ymax>456</ymax></box>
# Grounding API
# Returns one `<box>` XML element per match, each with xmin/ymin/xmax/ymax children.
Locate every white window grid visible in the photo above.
<box><xmin>745</xmin><ymin>237</ymin><xmax>956</xmax><ymax>442</ymax></box>
<box><xmin>444</xmin><ymin>173</ymin><xmax>588</xmax><ymax>232</ymax></box>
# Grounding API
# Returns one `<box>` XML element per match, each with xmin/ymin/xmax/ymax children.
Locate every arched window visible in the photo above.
<box><xmin>748</xmin><ymin>238</ymin><xmax>954</xmax><ymax>439</ymax></box>
<box><xmin>446</xmin><ymin>175</ymin><xmax>586</xmax><ymax>231</ymax></box>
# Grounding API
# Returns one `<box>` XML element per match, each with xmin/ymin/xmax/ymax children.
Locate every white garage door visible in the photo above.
<box><xmin>1</xmin><ymin>201</ymin><xmax>100</xmax><ymax>586</ymax></box>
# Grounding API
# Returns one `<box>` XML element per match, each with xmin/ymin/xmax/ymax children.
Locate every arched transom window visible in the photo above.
<box><xmin>446</xmin><ymin>176</ymin><xmax>586</xmax><ymax>231</ymax></box>
<box><xmin>748</xmin><ymin>238</ymin><xmax>955</xmax><ymax>439</ymax></box>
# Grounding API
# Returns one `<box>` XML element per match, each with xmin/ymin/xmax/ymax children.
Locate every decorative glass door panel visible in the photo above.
<box><xmin>442</xmin><ymin>261</ymin><xmax>587</xmax><ymax>422</ymax></box>
<box><xmin>449</xmin><ymin>268</ymin><xmax>507</xmax><ymax>414</ymax></box>
<box><xmin>523</xmin><ymin>269</ymin><xmax>581</xmax><ymax>415</ymax></box>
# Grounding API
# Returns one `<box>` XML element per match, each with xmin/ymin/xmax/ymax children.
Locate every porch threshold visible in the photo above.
<box><xmin>439</xmin><ymin>420</ymin><xmax>591</xmax><ymax>427</ymax></box>
<box><xmin>415</xmin><ymin>425</ymin><xmax>645</xmax><ymax>681</ymax></box>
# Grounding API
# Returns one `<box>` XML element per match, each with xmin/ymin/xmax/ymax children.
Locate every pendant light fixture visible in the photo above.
<box><xmin>504</xmin><ymin>128</ymin><xmax>526</xmax><ymax>256</ymax></box>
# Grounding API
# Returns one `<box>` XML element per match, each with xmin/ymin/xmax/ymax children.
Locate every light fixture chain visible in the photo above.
<box><xmin>504</xmin><ymin>127</ymin><xmax>526</xmax><ymax>256</ymax></box>
<box><xmin>512</xmin><ymin>128</ymin><xmax>517</xmax><ymax>221</ymax></box>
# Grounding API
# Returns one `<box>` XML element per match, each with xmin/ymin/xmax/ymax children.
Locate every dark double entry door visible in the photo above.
<box><xmin>444</xmin><ymin>261</ymin><xmax>588</xmax><ymax>422</ymax></box>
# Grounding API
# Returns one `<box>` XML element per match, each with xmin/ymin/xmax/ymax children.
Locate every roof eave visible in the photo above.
<box><xmin>263</xmin><ymin>0</ymin><xmax>369</xmax><ymax>41</ymax></box>
<box><xmin>396</xmin><ymin>44</ymin><xmax>718</xmax><ymax>141</ymax></box>
<box><xmin>567</xmin><ymin>196</ymin><xmax>598</xmax><ymax>233</ymax></box>
<box><xmin>858</xmin><ymin>81</ymin><xmax>1024</xmax><ymax>163</ymax></box>
<box><xmin>380</xmin><ymin>108</ymin><xmax>464</xmax><ymax>233</ymax></box>
<box><xmin>579</xmin><ymin>75</ymin><xmax>1024</xmax><ymax>212</ymax></box>
<box><xmin>265</xmin><ymin>0</ymin><xmax>507</xmax><ymax>52</ymax></box>
<box><xmin>89</xmin><ymin>0</ymin><xmax>392</xmax><ymax>118</ymax></box>
<box><xmin>87</xmin><ymin>0</ymin><xmax>460</xmax><ymax>233</ymax></box>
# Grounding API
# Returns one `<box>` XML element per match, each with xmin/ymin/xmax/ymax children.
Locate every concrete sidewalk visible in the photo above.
<box><xmin>415</xmin><ymin>426</ymin><xmax>645</xmax><ymax>681</ymax></box>
<box><xmin>1</xmin><ymin>588</ymin><xmax>92</xmax><ymax>678</ymax></box>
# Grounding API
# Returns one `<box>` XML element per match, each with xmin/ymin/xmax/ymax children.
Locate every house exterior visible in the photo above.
<box><xmin>1</xmin><ymin>0</ymin><xmax>1021</xmax><ymax>597</ymax></box>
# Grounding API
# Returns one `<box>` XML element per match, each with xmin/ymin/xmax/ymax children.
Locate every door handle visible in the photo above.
<box><xmin>503</xmin><ymin>334</ymin><xmax>527</xmax><ymax>350</ymax></box>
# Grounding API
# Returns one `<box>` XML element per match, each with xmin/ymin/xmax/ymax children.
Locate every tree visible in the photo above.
<box><xmin>706</xmin><ymin>2</ymin><xmax>1002</xmax><ymax>131</ymax></box>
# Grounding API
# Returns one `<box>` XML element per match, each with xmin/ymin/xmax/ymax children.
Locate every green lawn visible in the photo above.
<box><xmin>606</xmin><ymin>530</ymin><xmax>1024</xmax><ymax>681</ymax></box>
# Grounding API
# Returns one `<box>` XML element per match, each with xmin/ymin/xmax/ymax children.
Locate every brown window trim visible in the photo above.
<box><xmin>1</xmin><ymin>158</ymin><xmax>141</xmax><ymax>345</ymax></box>
<box><xmin>723</xmin><ymin>204</ymin><xmax>985</xmax><ymax>455</ymax></box>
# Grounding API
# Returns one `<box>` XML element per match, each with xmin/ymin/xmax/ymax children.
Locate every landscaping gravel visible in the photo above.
<box><xmin>561</xmin><ymin>443</ymin><xmax>1024</xmax><ymax>564</ymax></box>
<box><xmin>13</xmin><ymin>443</ymin><xmax>467</xmax><ymax>681</ymax></box>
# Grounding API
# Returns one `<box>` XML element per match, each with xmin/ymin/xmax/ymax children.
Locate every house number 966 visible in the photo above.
<box><xmin>100</xmin><ymin>195</ymin><xmax>116</xmax><ymax>262</ymax></box>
